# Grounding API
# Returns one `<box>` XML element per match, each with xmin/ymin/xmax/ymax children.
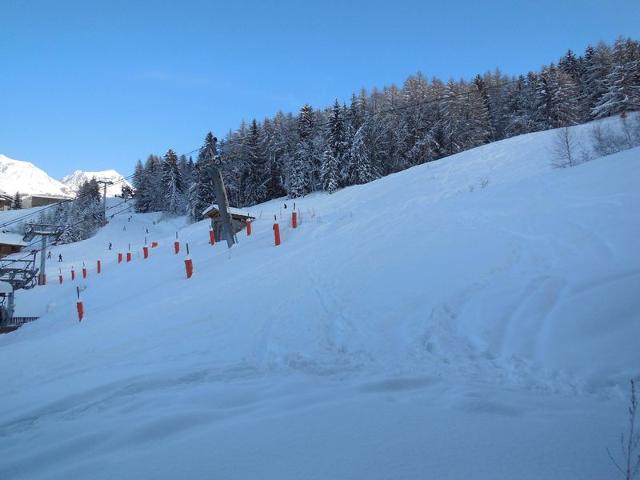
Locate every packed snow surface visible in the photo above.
<box><xmin>0</xmin><ymin>154</ymin><xmax>72</xmax><ymax>197</ymax></box>
<box><xmin>61</xmin><ymin>170</ymin><xmax>131</xmax><ymax>197</ymax></box>
<box><xmin>0</xmin><ymin>118</ymin><xmax>638</xmax><ymax>479</ymax></box>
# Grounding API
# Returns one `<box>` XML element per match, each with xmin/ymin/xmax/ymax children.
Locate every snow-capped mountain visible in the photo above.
<box><xmin>0</xmin><ymin>154</ymin><xmax>72</xmax><ymax>198</ymax></box>
<box><xmin>61</xmin><ymin>169</ymin><xmax>131</xmax><ymax>197</ymax></box>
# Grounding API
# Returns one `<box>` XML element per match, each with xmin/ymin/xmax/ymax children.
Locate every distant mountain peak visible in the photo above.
<box><xmin>0</xmin><ymin>154</ymin><xmax>73</xmax><ymax>197</ymax></box>
<box><xmin>61</xmin><ymin>169</ymin><xmax>131</xmax><ymax>197</ymax></box>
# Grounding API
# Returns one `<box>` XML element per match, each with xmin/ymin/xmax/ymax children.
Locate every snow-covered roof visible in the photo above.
<box><xmin>0</xmin><ymin>231</ymin><xmax>28</xmax><ymax>246</ymax></box>
<box><xmin>202</xmin><ymin>204</ymin><xmax>254</xmax><ymax>219</ymax></box>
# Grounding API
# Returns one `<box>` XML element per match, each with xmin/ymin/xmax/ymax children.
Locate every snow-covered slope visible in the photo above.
<box><xmin>1</xmin><ymin>118</ymin><xmax>638</xmax><ymax>479</ymax></box>
<box><xmin>0</xmin><ymin>154</ymin><xmax>72</xmax><ymax>197</ymax></box>
<box><xmin>61</xmin><ymin>169</ymin><xmax>131</xmax><ymax>197</ymax></box>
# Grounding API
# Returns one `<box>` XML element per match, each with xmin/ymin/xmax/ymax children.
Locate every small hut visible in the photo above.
<box><xmin>202</xmin><ymin>204</ymin><xmax>255</xmax><ymax>240</ymax></box>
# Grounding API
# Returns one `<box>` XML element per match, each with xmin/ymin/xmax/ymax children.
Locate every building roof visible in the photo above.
<box><xmin>22</xmin><ymin>194</ymin><xmax>71</xmax><ymax>200</ymax></box>
<box><xmin>0</xmin><ymin>231</ymin><xmax>28</xmax><ymax>247</ymax></box>
<box><xmin>202</xmin><ymin>204</ymin><xmax>255</xmax><ymax>220</ymax></box>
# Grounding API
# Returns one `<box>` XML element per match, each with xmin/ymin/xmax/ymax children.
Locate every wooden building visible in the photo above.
<box><xmin>21</xmin><ymin>194</ymin><xmax>70</xmax><ymax>209</ymax></box>
<box><xmin>202</xmin><ymin>204</ymin><xmax>255</xmax><ymax>239</ymax></box>
<box><xmin>0</xmin><ymin>232</ymin><xmax>27</xmax><ymax>258</ymax></box>
<box><xmin>0</xmin><ymin>193</ymin><xmax>12</xmax><ymax>211</ymax></box>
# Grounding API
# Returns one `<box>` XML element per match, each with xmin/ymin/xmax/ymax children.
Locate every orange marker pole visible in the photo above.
<box><xmin>184</xmin><ymin>243</ymin><xmax>193</xmax><ymax>279</ymax></box>
<box><xmin>76</xmin><ymin>286</ymin><xmax>84</xmax><ymax>322</ymax></box>
<box><xmin>209</xmin><ymin>228</ymin><xmax>216</xmax><ymax>246</ymax></box>
<box><xmin>71</xmin><ymin>268</ymin><xmax>76</xmax><ymax>281</ymax></box>
<box><xmin>273</xmin><ymin>216</ymin><xmax>281</xmax><ymax>246</ymax></box>
<box><xmin>58</xmin><ymin>268</ymin><xmax>63</xmax><ymax>284</ymax></box>
<box><xmin>143</xmin><ymin>246</ymin><xmax>149</xmax><ymax>259</ymax></box>
<box><xmin>118</xmin><ymin>253</ymin><xmax>123</xmax><ymax>264</ymax></box>
<box><xmin>246</xmin><ymin>219</ymin><xmax>252</xmax><ymax>236</ymax></box>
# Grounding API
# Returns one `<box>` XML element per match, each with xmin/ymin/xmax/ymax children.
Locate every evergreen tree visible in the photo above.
<box><xmin>162</xmin><ymin>149</ymin><xmax>184</xmax><ymax>214</ymax></box>
<box><xmin>188</xmin><ymin>132</ymin><xmax>218</xmax><ymax>221</ymax></box>
<box><xmin>321</xmin><ymin>101</ymin><xmax>347</xmax><ymax>193</ymax></box>
<box><xmin>59</xmin><ymin>180</ymin><xmax>103</xmax><ymax>243</ymax></box>
<box><xmin>244</xmin><ymin>119</ymin><xmax>268</xmax><ymax>205</ymax></box>
<box><xmin>287</xmin><ymin>104</ymin><xmax>315</xmax><ymax>198</ymax></box>
<box><xmin>592</xmin><ymin>38</ymin><xmax>640</xmax><ymax>118</ymax></box>
<box><xmin>349</xmin><ymin>123</ymin><xmax>379</xmax><ymax>184</ymax></box>
<box><xmin>132</xmin><ymin>159</ymin><xmax>148</xmax><ymax>212</ymax></box>
<box><xmin>12</xmin><ymin>192</ymin><xmax>22</xmax><ymax>209</ymax></box>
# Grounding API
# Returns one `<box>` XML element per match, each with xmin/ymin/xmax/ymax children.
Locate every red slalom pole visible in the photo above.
<box><xmin>292</xmin><ymin>211</ymin><xmax>298</xmax><ymax>229</ymax></box>
<box><xmin>76</xmin><ymin>286</ymin><xmax>84</xmax><ymax>322</ymax></box>
<box><xmin>82</xmin><ymin>262</ymin><xmax>87</xmax><ymax>279</ymax></box>
<box><xmin>273</xmin><ymin>216</ymin><xmax>281</xmax><ymax>246</ymax></box>
<box><xmin>246</xmin><ymin>219</ymin><xmax>252</xmax><ymax>236</ymax></box>
<box><xmin>184</xmin><ymin>243</ymin><xmax>193</xmax><ymax>279</ymax></box>
<box><xmin>118</xmin><ymin>253</ymin><xmax>123</xmax><ymax>264</ymax></box>
<box><xmin>58</xmin><ymin>268</ymin><xmax>63</xmax><ymax>285</ymax></box>
<box><xmin>71</xmin><ymin>268</ymin><xmax>76</xmax><ymax>281</ymax></box>
<box><xmin>209</xmin><ymin>228</ymin><xmax>216</xmax><ymax>246</ymax></box>
<box><xmin>174</xmin><ymin>232</ymin><xmax>180</xmax><ymax>254</ymax></box>
<box><xmin>143</xmin><ymin>246</ymin><xmax>149</xmax><ymax>259</ymax></box>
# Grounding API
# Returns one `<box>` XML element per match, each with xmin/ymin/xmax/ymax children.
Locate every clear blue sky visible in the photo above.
<box><xmin>1</xmin><ymin>0</ymin><xmax>638</xmax><ymax>178</ymax></box>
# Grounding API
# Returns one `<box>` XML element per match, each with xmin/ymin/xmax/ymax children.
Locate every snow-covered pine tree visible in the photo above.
<box><xmin>243</xmin><ymin>119</ymin><xmax>268</xmax><ymax>205</ymax></box>
<box><xmin>188</xmin><ymin>132</ymin><xmax>218</xmax><ymax>221</ymax></box>
<box><xmin>132</xmin><ymin>160</ymin><xmax>149</xmax><ymax>212</ymax></box>
<box><xmin>12</xmin><ymin>192</ymin><xmax>22</xmax><ymax>209</ymax></box>
<box><xmin>286</xmin><ymin>104</ymin><xmax>314</xmax><ymax>198</ymax></box>
<box><xmin>161</xmin><ymin>149</ymin><xmax>184</xmax><ymax>214</ymax></box>
<box><xmin>349</xmin><ymin>122</ymin><xmax>379</xmax><ymax>184</ymax></box>
<box><xmin>583</xmin><ymin>43</ymin><xmax>613</xmax><ymax>119</ymax></box>
<box><xmin>503</xmin><ymin>74</ymin><xmax>538</xmax><ymax>137</ymax></box>
<box><xmin>59</xmin><ymin>179</ymin><xmax>103</xmax><ymax>243</ymax></box>
<box><xmin>265</xmin><ymin>113</ymin><xmax>289</xmax><ymax>199</ymax></box>
<box><xmin>321</xmin><ymin>100</ymin><xmax>348</xmax><ymax>193</ymax></box>
<box><xmin>559</xmin><ymin>49</ymin><xmax>589</xmax><ymax>122</ymax></box>
<box><xmin>592</xmin><ymin>38</ymin><xmax>640</xmax><ymax>118</ymax></box>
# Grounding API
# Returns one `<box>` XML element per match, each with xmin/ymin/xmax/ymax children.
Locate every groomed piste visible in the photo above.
<box><xmin>1</xmin><ymin>116</ymin><xmax>639</xmax><ymax>479</ymax></box>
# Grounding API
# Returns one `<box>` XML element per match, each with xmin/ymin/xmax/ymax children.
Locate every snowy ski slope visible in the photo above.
<box><xmin>0</xmin><ymin>117</ymin><xmax>639</xmax><ymax>479</ymax></box>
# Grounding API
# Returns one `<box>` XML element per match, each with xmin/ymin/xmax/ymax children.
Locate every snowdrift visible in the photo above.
<box><xmin>1</xmin><ymin>117</ymin><xmax>638</xmax><ymax>479</ymax></box>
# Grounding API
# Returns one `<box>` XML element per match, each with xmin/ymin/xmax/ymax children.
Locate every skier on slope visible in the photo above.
<box><xmin>58</xmin><ymin>254</ymin><xmax>63</xmax><ymax>262</ymax></box>
<box><xmin>47</xmin><ymin>251</ymin><xmax>51</xmax><ymax>260</ymax></box>
<box><xmin>108</xmin><ymin>242</ymin><xmax>112</xmax><ymax>250</ymax></box>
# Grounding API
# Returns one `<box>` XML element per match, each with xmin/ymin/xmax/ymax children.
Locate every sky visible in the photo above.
<box><xmin>1</xmin><ymin>0</ymin><xmax>639</xmax><ymax>178</ymax></box>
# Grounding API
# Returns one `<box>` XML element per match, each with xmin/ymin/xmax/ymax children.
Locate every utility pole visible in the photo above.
<box><xmin>210</xmin><ymin>165</ymin><xmax>235</xmax><ymax>248</ymax></box>
<box><xmin>97</xmin><ymin>180</ymin><xmax>114</xmax><ymax>225</ymax></box>
<box><xmin>23</xmin><ymin>224</ymin><xmax>62</xmax><ymax>286</ymax></box>
<box><xmin>203</xmin><ymin>136</ymin><xmax>234</xmax><ymax>249</ymax></box>
<box><xmin>38</xmin><ymin>235</ymin><xmax>47</xmax><ymax>285</ymax></box>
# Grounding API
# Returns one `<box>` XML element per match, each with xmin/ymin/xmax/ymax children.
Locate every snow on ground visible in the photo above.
<box><xmin>1</xmin><ymin>118</ymin><xmax>639</xmax><ymax>479</ymax></box>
